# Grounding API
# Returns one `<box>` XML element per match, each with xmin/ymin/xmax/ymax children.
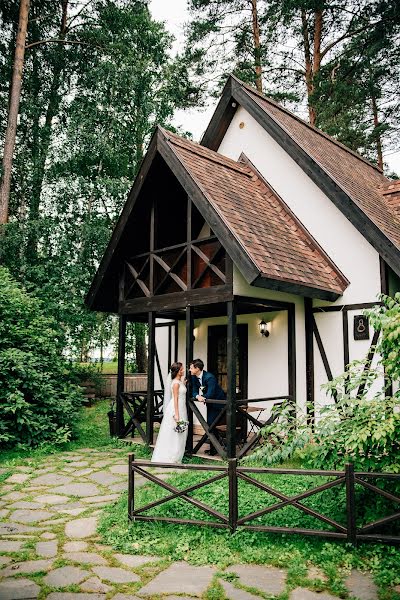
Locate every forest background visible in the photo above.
<box><xmin>1</xmin><ymin>0</ymin><xmax>399</xmax><ymax>371</ymax></box>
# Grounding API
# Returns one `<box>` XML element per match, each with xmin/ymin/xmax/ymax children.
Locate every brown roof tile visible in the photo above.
<box><xmin>162</xmin><ymin>129</ymin><xmax>348</xmax><ymax>296</ymax></box>
<box><xmin>240</xmin><ymin>84</ymin><xmax>400</xmax><ymax>250</ymax></box>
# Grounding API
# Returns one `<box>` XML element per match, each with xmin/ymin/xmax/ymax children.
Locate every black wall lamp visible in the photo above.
<box><xmin>259</xmin><ymin>320</ymin><xmax>270</xmax><ymax>338</ymax></box>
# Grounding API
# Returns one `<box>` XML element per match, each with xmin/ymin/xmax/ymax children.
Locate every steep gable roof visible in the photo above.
<box><xmin>164</xmin><ymin>129</ymin><xmax>348</xmax><ymax>298</ymax></box>
<box><xmin>86</xmin><ymin>126</ymin><xmax>348</xmax><ymax>311</ymax></box>
<box><xmin>201</xmin><ymin>75</ymin><xmax>400</xmax><ymax>277</ymax></box>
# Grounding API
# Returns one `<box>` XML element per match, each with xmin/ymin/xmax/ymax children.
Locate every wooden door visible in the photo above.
<box><xmin>207</xmin><ymin>324</ymin><xmax>248</xmax><ymax>400</ymax></box>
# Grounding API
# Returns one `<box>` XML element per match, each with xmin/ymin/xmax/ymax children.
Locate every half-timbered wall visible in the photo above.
<box><xmin>218</xmin><ymin>106</ymin><xmax>382</xmax><ymax>305</ymax></box>
<box><xmin>218</xmin><ymin>107</ymin><xmax>386</xmax><ymax>413</ymax></box>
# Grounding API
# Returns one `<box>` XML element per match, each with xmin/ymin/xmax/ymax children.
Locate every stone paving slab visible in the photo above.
<box><xmin>0</xmin><ymin>540</ymin><xmax>23</xmax><ymax>552</ymax></box>
<box><xmin>0</xmin><ymin>523</ymin><xmax>41</xmax><ymax>535</ymax></box>
<box><xmin>290</xmin><ymin>589</ymin><xmax>337</xmax><ymax>600</ymax></box>
<box><xmin>221</xmin><ymin>580</ymin><xmax>261</xmax><ymax>600</ymax></box>
<box><xmin>0</xmin><ymin>577</ymin><xmax>41</xmax><ymax>599</ymax></box>
<box><xmin>41</xmin><ymin>532</ymin><xmax>57</xmax><ymax>540</ymax></box>
<box><xmin>80</xmin><ymin>576</ymin><xmax>112</xmax><ymax>593</ymax></box>
<box><xmin>228</xmin><ymin>565</ymin><xmax>286</xmax><ymax>596</ymax></box>
<box><xmin>5</xmin><ymin>473</ymin><xmax>31</xmax><ymax>484</ymax></box>
<box><xmin>36</xmin><ymin>540</ymin><xmax>58</xmax><ymax>557</ymax></box>
<box><xmin>0</xmin><ymin>559</ymin><xmax>54</xmax><ymax>576</ymax></box>
<box><xmin>8</xmin><ymin>501</ymin><xmax>43</xmax><ymax>510</ymax></box>
<box><xmin>10</xmin><ymin>509</ymin><xmax>54</xmax><ymax>523</ymax></box>
<box><xmin>91</xmin><ymin>566</ymin><xmax>140</xmax><ymax>583</ymax></box>
<box><xmin>345</xmin><ymin>570</ymin><xmax>378</xmax><ymax>600</ymax></box>
<box><xmin>0</xmin><ymin>556</ymin><xmax>12</xmax><ymax>565</ymax></box>
<box><xmin>88</xmin><ymin>472</ymin><xmax>122</xmax><ymax>485</ymax></box>
<box><xmin>29</xmin><ymin>473</ymin><xmax>72</xmax><ymax>486</ymax></box>
<box><xmin>35</xmin><ymin>494</ymin><xmax>71</xmax><ymax>505</ymax></box>
<box><xmin>137</xmin><ymin>561</ymin><xmax>216</xmax><ymax>597</ymax></box>
<box><xmin>65</xmin><ymin>517</ymin><xmax>98</xmax><ymax>539</ymax></box>
<box><xmin>111</xmin><ymin>595</ymin><xmax>142</xmax><ymax>600</ymax></box>
<box><xmin>82</xmin><ymin>494</ymin><xmax>120</xmax><ymax>504</ymax></box>
<box><xmin>46</xmin><ymin>594</ymin><xmax>106</xmax><ymax>600</ymax></box>
<box><xmin>63</xmin><ymin>551</ymin><xmax>108</xmax><ymax>565</ymax></box>
<box><xmin>51</xmin><ymin>483</ymin><xmax>101</xmax><ymax>497</ymax></box>
<box><xmin>113</xmin><ymin>553</ymin><xmax>159</xmax><ymax>568</ymax></box>
<box><xmin>43</xmin><ymin>565</ymin><xmax>90</xmax><ymax>586</ymax></box>
<box><xmin>63</xmin><ymin>541</ymin><xmax>89</xmax><ymax>552</ymax></box>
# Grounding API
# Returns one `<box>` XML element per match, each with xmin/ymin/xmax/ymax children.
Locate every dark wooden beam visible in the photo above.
<box><xmin>174</xmin><ymin>319</ymin><xmax>179</xmax><ymax>362</ymax></box>
<box><xmin>304</xmin><ymin>298</ymin><xmax>314</xmax><ymax>425</ymax></box>
<box><xmin>288</xmin><ymin>304</ymin><xmax>296</xmax><ymax>409</ymax></box>
<box><xmin>200</xmin><ymin>77</ymin><xmax>237</xmax><ymax>150</ymax></box>
<box><xmin>313</xmin><ymin>301</ymin><xmax>382</xmax><ymax>313</ymax></box>
<box><xmin>342</xmin><ymin>309</ymin><xmax>349</xmax><ymax>370</ymax></box>
<box><xmin>252</xmin><ymin>274</ymin><xmax>341</xmax><ymax>302</ymax></box>
<box><xmin>116</xmin><ymin>315</ymin><xmax>127</xmax><ymax>436</ymax></box>
<box><xmin>120</xmin><ymin>285</ymin><xmax>234</xmax><ymax>315</ymax></box>
<box><xmin>185</xmin><ymin>306</ymin><xmax>194</xmax><ymax>454</ymax></box>
<box><xmin>146</xmin><ymin>311</ymin><xmax>156</xmax><ymax>445</ymax></box>
<box><xmin>226</xmin><ymin>300</ymin><xmax>237</xmax><ymax>458</ymax></box>
<box><xmin>187</xmin><ymin>197</ymin><xmax>192</xmax><ymax>290</ymax></box>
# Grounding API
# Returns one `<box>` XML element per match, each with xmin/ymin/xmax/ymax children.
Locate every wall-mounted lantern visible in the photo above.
<box><xmin>259</xmin><ymin>320</ymin><xmax>270</xmax><ymax>338</ymax></box>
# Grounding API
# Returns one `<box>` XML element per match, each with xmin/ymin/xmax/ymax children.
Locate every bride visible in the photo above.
<box><xmin>151</xmin><ymin>362</ymin><xmax>188</xmax><ymax>463</ymax></box>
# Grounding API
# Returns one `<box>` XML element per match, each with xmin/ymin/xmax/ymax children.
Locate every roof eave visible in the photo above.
<box><xmin>253</xmin><ymin>275</ymin><xmax>342</xmax><ymax>302</ymax></box>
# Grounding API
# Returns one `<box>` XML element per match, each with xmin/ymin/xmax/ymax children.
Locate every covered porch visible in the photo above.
<box><xmin>115</xmin><ymin>294</ymin><xmax>296</xmax><ymax>460</ymax></box>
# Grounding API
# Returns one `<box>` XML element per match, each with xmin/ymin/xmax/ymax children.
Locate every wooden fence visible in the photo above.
<box><xmin>97</xmin><ymin>374</ymin><xmax>147</xmax><ymax>397</ymax></box>
<box><xmin>128</xmin><ymin>456</ymin><xmax>400</xmax><ymax>545</ymax></box>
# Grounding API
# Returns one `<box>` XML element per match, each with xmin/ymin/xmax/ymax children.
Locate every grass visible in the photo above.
<box><xmin>79</xmin><ymin>361</ymin><xmax>133</xmax><ymax>374</ymax></box>
<box><xmin>98</xmin><ymin>464</ymin><xmax>400</xmax><ymax>598</ymax></box>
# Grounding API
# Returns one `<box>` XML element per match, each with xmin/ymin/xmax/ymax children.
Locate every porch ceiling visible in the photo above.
<box><xmin>125</xmin><ymin>296</ymin><xmax>289</xmax><ymax>322</ymax></box>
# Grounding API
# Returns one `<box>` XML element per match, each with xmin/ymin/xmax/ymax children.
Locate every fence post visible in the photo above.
<box><xmin>345</xmin><ymin>462</ymin><xmax>356</xmax><ymax>545</ymax></box>
<box><xmin>128</xmin><ymin>454</ymin><xmax>134</xmax><ymax>521</ymax></box>
<box><xmin>228</xmin><ymin>458</ymin><xmax>238</xmax><ymax>533</ymax></box>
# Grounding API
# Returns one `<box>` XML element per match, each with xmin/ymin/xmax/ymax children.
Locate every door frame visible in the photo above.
<box><xmin>207</xmin><ymin>324</ymin><xmax>248</xmax><ymax>400</ymax></box>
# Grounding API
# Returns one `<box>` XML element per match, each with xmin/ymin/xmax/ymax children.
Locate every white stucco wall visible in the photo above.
<box><xmin>218</xmin><ymin>106</ymin><xmax>382</xmax><ymax>306</ymax></box>
<box><xmin>216</xmin><ymin>106</ymin><xmax>386</xmax><ymax>410</ymax></box>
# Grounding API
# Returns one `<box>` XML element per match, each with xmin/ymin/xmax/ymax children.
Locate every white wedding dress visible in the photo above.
<box><xmin>151</xmin><ymin>378</ymin><xmax>188</xmax><ymax>464</ymax></box>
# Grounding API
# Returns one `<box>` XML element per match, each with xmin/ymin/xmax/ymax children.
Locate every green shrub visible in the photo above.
<box><xmin>0</xmin><ymin>267</ymin><xmax>82</xmax><ymax>448</ymax></box>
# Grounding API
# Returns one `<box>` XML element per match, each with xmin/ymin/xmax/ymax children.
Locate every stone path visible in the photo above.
<box><xmin>0</xmin><ymin>447</ymin><xmax>385</xmax><ymax>599</ymax></box>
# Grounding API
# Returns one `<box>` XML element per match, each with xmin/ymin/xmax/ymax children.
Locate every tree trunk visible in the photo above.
<box><xmin>0</xmin><ymin>0</ymin><xmax>30</xmax><ymax>224</ymax></box>
<box><xmin>26</xmin><ymin>0</ymin><xmax>68</xmax><ymax>260</ymax></box>
<box><xmin>371</xmin><ymin>91</ymin><xmax>383</xmax><ymax>171</ymax></box>
<box><xmin>135</xmin><ymin>323</ymin><xmax>148</xmax><ymax>373</ymax></box>
<box><xmin>250</xmin><ymin>0</ymin><xmax>262</xmax><ymax>92</ymax></box>
<box><xmin>301</xmin><ymin>9</ymin><xmax>316</xmax><ymax>126</ymax></box>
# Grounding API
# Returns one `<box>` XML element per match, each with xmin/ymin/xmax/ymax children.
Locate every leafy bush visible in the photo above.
<box><xmin>250</xmin><ymin>294</ymin><xmax>400</xmax><ymax>472</ymax></box>
<box><xmin>0</xmin><ymin>267</ymin><xmax>82</xmax><ymax>448</ymax></box>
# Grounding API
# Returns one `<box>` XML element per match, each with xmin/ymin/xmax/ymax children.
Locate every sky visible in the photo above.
<box><xmin>149</xmin><ymin>0</ymin><xmax>400</xmax><ymax>174</ymax></box>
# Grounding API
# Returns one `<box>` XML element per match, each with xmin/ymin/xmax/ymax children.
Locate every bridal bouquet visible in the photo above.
<box><xmin>174</xmin><ymin>419</ymin><xmax>189</xmax><ymax>433</ymax></box>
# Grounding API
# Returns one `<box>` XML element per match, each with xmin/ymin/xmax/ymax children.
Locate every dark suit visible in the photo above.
<box><xmin>192</xmin><ymin>371</ymin><xmax>225</xmax><ymax>451</ymax></box>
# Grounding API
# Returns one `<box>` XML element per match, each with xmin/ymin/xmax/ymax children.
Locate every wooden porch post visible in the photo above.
<box><xmin>116</xmin><ymin>315</ymin><xmax>126</xmax><ymax>437</ymax></box>
<box><xmin>185</xmin><ymin>305</ymin><xmax>194</xmax><ymax>454</ymax></box>
<box><xmin>226</xmin><ymin>299</ymin><xmax>237</xmax><ymax>458</ymax></box>
<box><xmin>304</xmin><ymin>298</ymin><xmax>314</xmax><ymax>425</ymax></box>
<box><xmin>288</xmin><ymin>304</ymin><xmax>296</xmax><ymax>413</ymax></box>
<box><xmin>147</xmin><ymin>311</ymin><xmax>155</xmax><ymax>445</ymax></box>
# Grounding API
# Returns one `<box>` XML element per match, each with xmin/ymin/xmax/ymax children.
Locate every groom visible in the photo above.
<box><xmin>189</xmin><ymin>358</ymin><xmax>226</xmax><ymax>455</ymax></box>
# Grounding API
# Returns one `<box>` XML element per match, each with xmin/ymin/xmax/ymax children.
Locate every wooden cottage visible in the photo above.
<box><xmin>86</xmin><ymin>75</ymin><xmax>400</xmax><ymax>459</ymax></box>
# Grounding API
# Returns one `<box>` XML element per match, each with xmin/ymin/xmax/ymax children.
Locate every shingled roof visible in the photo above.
<box><xmin>86</xmin><ymin>125</ymin><xmax>348</xmax><ymax>310</ymax></box>
<box><xmin>163</xmin><ymin>128</ymin><xmax>348</xmax><ymax>298</ymax></box>
<box><xmin>201</xmin><ymin>76</ymin><xmax>400</xmax><ymax>277</ymax></box>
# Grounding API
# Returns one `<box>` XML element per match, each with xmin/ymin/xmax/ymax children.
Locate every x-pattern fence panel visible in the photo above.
<box><xmin>128</xmin><ymin>456</ymin><xmax>400</xmax><ymax>544</ymax></box>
